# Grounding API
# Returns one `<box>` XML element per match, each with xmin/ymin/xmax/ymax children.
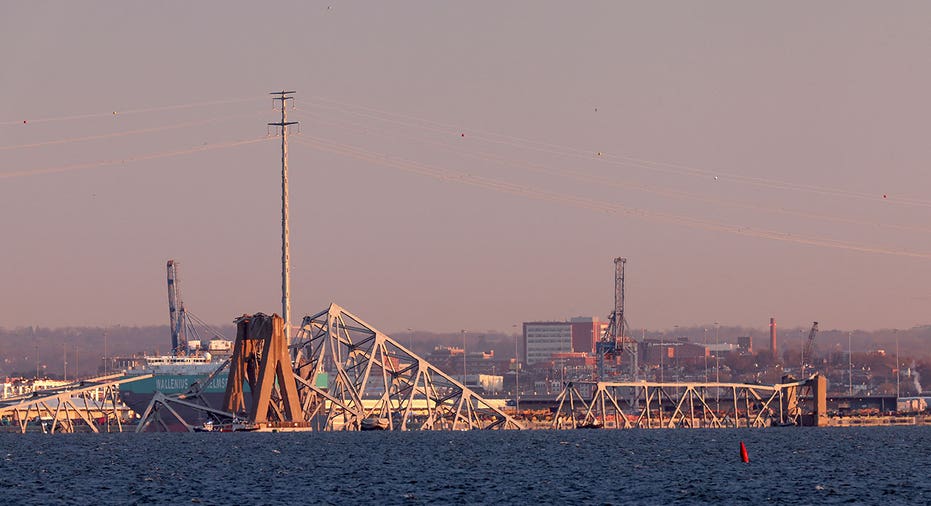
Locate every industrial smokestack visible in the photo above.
<box><xmin>769</xmin><ymin>317</ymin><xmax>777</xmax><ymax>361</ymax></box>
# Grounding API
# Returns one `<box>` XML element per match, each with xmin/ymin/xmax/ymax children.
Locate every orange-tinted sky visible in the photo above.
<box><xmin>2</xmin><ymin>2</ymin><xmax>930</xmax><ymax>333</ymax></box>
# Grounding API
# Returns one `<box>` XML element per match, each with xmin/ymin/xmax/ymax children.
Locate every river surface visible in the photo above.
<box><xmin>1</xmin><ymin>426</ymin><xmax>929</xmax><ymax>504</ymax></box>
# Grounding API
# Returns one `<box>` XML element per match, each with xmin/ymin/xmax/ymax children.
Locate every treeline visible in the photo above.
<box><xmin>2</xmin><ymin>323</ymin><xmax>929</xmax><ymax>379</ymax></box>
<box><xmin>0</xmin><ymin>324</ymin><xmax>234</xmax><ymax>378</ymax></box>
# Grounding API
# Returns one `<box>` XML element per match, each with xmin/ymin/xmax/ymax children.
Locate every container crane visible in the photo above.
<box><xmin>166</xmin><ymin>260</ymin><xmax>229</xmax><ymax>356</ymax></box>
<box><xmin>596</xmin><ymin>257</ymin><xmax>638</xmax><ymax>380</ymax></box>
<box><xmin>802</xmin><ymin>321</ymin><xmax>819</xmax><ymax>376</ymax></box>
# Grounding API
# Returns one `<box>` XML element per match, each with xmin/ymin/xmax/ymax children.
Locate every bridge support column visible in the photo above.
<box><xmin>811</xmin><ymin>374</ymin><xmax>827</xmax><ymax>426</ymax></box>
<box><xmin>781</xmin><ymin>375</ymin><xmax>799</xmax><ymax>425</ymax></box>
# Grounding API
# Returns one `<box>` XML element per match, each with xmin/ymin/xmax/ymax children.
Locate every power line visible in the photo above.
<box><xmin>304</xmin><ymin>110</ymin><xmax>931</xmax><ymax>235</ymax></box>
<box><xmin>0</xmin><ymin>110</ymin><xmax>267</xmax><ymax>151</ymax></box>
<box><xmin>298</xmin><ymin>96</ymin><xmax>931</xmax><ymax>209</ymax></box>
<box><xmin>0</xmin><ymin>136</ymin><xmax>274</xmax><ymax>180</ymax></box>
<box><xmin>1</xmin><ymin>96</ymin><xmax>264</xmax><ymax>127</ymax></box>
<box><xmin>294</xmin><ymin>135</ymin><xmax>931</xmax><ymax>260</ymax></box>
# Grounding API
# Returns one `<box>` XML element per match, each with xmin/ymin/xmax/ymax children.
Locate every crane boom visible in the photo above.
<box><xmin>802</xmin><ymin>321</ymin><xmax>819</xmax><ymax>373</ymax></box>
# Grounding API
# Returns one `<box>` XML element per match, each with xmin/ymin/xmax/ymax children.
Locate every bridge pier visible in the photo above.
<box><xmin>802</xmin><ymin>374</ymin><xmax>828</xmax><ymax>427</ymax></box>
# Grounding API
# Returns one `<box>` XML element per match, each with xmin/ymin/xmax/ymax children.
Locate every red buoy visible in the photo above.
<box><xmin>740</xmin><ymin>441</ymin><xmax>749</xmax><ymax>463</ymax></box>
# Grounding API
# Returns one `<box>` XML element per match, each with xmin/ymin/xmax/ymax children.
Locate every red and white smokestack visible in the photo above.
<box><xmin>769</xmin><ymin>317</ymin><xmax>777</xmax><ymax>361</ymax></box>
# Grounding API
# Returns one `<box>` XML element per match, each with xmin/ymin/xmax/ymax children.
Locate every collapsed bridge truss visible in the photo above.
<box><xmin>292</xmin><ymin>304</ymin><xmax>522</xmax><ymax>431</ymax></box>
<box><xmin>137</xmin><ymin>304</ymin><xmax>522</xmax><ymax>431</ymax></box>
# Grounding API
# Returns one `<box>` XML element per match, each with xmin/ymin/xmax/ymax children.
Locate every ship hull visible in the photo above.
<box><xmin>120</xmin><ymin>369</ymin><xmax>327</xmax><ymax>430</ymax></box>
<box><xmin>120</xmin><ymin>391</ymin><xmax>245</xmax><ymax>427</ymax></box>
<box><xmin>120</xmin><ymin>373</ymin><xmax>252</xmax><ymax>428</ymax></box>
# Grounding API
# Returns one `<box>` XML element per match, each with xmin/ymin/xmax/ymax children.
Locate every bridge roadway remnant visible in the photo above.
<box><xmin>0</xmin><ymin>373</ymin><xmax>153</xmax><ymax>434</ymax></box>
<box><xmin>552</xmin><ymin>374</ymin><xmax>828</xmax><ymax>429</ymax></box>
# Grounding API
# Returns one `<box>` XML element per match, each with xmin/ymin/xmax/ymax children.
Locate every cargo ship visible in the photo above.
<box><xmin>119</xmin><ymin>352</ymin><xmax>236</xmax><ymax>424</ymax></box>
<box><xmin>118</xmin><ymin>259</ymin><xmax>244</xmax><ymax>424</ymax></box>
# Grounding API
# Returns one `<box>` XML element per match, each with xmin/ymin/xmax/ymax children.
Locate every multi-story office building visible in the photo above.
<box><xmin>522</xmin><ymin>317</ymin><xmax>604</xmax><ymax>365</ymax></box>
<box><xmin>737</xmin><ymin>336</ymin><xmax>753</xmax><ymax>354</ymax></box>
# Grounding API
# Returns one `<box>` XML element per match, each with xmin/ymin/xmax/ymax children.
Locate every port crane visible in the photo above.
<box><xmin>596</xmin><ymin>257</ymin><xmax>638</xmax><ymax>380</ymax></box>
<box><xmin>167</xmin><ymin>259</ymin><xmax>189</xmax><ymax>355</ymax></box>
<box><xmin>801</xmin><ymin>321</ymin><xmax>819</xmax><ymax>376</ymax></box>
<box><xmin>166</xmin><ymin>260</ymin><xmax>227</xmax><ymax>356</ymax></box>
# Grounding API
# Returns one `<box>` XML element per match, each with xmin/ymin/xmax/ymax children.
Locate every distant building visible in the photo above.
<box><xmin>2</xmin><ymin>378</ymin><xmax>69</xmax><ymax>399</ymax></box>
<box><xmin>523</xmin><ymin>317</ymin><xmax>603</xmax><ymax>365</ymax></box>
<box><xmin>706</xmin><ymin>342</ymin><xmax>736</xmax><ymax>357</ymax></box>
<box><xmin>737</xmin><ymin>336</ymin><xmax>752</xmax><ymax>354</ymax></box>
<box><xmin>461</xmin><ymin>374</ymin><xmax>504</xmax><ymax>394</ymax></box>
<box><xmin>425</xmin><ymin>346</ymin><xmax>497</xmax><ymax>375</ymax></box>
<box><xmin>523</xmin><ymin>322</ymin><xmax>570</xmax><ymax>365</ymax></box>
<box><xmin>570</xmin><ymin>317</ymin><xmax>608</xmax><ymax>355</ymax></box>
<box><xmin>426</xmin><ymin>345</ymin><xmax>464</xmax><ymax>374</ymax></box>
<box><xmin>551</xmin><ymin>352</ymin><xmax>597</xmax><ymax>368</ymax></box>
<box><xmin>642</xmin><ymin>340</ymin><xmax>708</xmax><ymax>365</ymax></box>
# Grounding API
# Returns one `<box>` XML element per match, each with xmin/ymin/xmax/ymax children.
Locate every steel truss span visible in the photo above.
<box><xmin>0</xmin><ymin>374</ymin><xmax>152</xmax><ymax>434</ymax></box>
<box><xmin>292</xmin><ymin>304</ymin><xmax>522</xmax><ymax>431</ymax></box>
<box><xmin>552</xmin><ymin>378</ymin><xmax>813</xmax><ymax>429</ymax></box>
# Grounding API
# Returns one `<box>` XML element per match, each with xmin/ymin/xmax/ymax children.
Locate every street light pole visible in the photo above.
<box><xmin>104</xmin><ymin>329</ymin><xmax>108</xmax><ymax>376</ymax></box>
<box><xmin>895</xmin><ymin>330</ymin><xmax>900</xmax><ymax>399</ymax></box>
<box><xmin>848</xmin><ymin>331</ymin><xmax>853</xmax><ymax>395</ymax></box>
<box><xmin>513</xmin><ymin>325</ymin><xmax>520</xmax><ymax>413</ymax></box>
<box><xmin>461</xmin><ymin>329</ymin><xmax>467</xmax><ymax>384</ymax></box>
<box><xmin>660</xmin><ymin>336</ymin><xmax>665</xmax><ymax>383</ymax></box>
<box><xmin>673</xmin><ymin>325</ymin><xmax>679</xmax><ymax>383</ymax></box>
<box><xmin>714</xmin><ymin>322</ymin><xmax>720</xmax><ymax>384</ymax></box>
<box><xmin>714</xmin><ymin>321</ymin><xmax>720</xmax><ymax>409</ymax></box>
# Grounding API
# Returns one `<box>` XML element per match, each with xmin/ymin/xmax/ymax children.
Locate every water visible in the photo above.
<box><xmin>2</xmin><ymin>427</ymin><xmax>930</xmax><ymax>505</ymax></box>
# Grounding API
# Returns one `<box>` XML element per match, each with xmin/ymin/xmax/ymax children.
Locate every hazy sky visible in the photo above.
<box><xmin>2</xmin><ymin>1</ymin><xmax>931</xmax><ymax>335</ymax></box>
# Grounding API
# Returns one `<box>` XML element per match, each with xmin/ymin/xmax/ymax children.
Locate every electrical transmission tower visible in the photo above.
<box><xmin>269</xmin><ymin>91</ymin><xmax>298</xmax><ymax>341</ymax></box>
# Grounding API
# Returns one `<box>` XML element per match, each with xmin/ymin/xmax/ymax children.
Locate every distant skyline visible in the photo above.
<box><xmin>3</xmin><ymin>2</ymin><xmax>931</xmax><ymax>333</ymax></box>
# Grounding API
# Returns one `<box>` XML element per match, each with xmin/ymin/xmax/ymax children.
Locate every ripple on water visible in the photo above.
<box><xmin>1</xmin><ymin>427</ymin><xmax>931</xmax><ymax>504</ymax></box>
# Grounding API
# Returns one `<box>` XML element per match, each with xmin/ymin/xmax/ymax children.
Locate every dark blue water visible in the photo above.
<box><xmin>2</xmin><ymin>427</ymin><xmax>929</xmax><ymax>505</ymax></box>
